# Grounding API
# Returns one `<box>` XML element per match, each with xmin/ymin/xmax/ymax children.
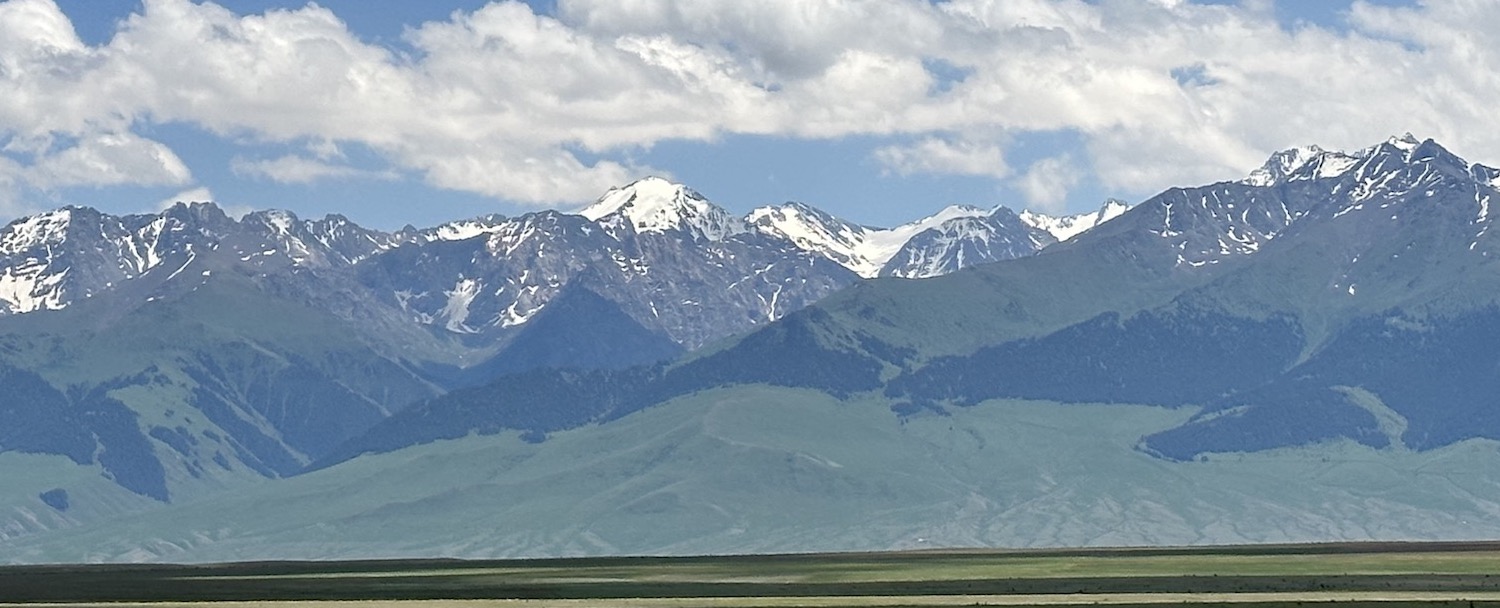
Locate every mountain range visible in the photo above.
<box><xmin>0</xmin><ymin>177</ymin><xmax>1122</xmax><ymax>336</ymax></box>
<box><xmin>315</xmin><ymin>134</ymin><xmax>1500</xmax><ymax>459</ymax></box>
<box><xmin>7</xmin><ymin>134</ymin><xmax>1500</xmax><ymax>562</ymax></box>
<box><xmin>0</xmin><ymin>177</ymin><xmax>1119</xmax><ymax>539</ymax></box>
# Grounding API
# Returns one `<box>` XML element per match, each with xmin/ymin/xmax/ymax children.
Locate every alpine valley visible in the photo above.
<box><xmin>8</xmin><ymin>135</ymin><xmax>1500</xmax><ymax>563</ymax></box>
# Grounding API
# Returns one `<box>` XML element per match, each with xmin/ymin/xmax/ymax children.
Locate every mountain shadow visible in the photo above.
<box><xmin>450</xmin><ymin>285</ymin><xmax>683</xmax><ymax>388</ymax></box>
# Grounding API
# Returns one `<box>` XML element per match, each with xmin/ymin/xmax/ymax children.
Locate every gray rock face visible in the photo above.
<box><xmin>360</xmin><ymin>208</ymin><xmax>857</xmax><ymax>350</ymax></box>
<box><xmin>0</xmin><ymin>203</ymin><xmax>230</xmax><ymax>315</ymax></box>
<box><xmin>1091</xmin><ymin>134</ymin><xmax>1493</xmax><ymax>271</ymax></box>
<box><xmin>749</xmin><ymin>200</ymin><xmax>1105</xmax><ymax>280</ymax></box>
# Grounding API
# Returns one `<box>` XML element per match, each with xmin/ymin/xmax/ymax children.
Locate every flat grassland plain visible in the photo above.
<box><xmin>5</xmin><ymin>542</ymin><xmax>1500</xmax><ymax>607</ymax></box>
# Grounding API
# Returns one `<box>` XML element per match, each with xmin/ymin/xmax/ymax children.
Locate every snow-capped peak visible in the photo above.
<box><xmin>901</xmin><ymin>204</ymin><xmax>991</xmax><ymax>230</ymax></box>
<box><xmin>747</xmin><ymin>202</ymin><xmax>871</xmax><ymax>269</ymax></box>
<box><xmin>1387</xmin><ymin>132</ymin><xmax>1422</xmax><ymax>153</ymax></box>
<box><xmin>1244</xmin><ymin>145</ymin><xmax>1326</xmax><ymax>187</ymax></box>
<box><xmin>0</xmin><ymin>209</ymin><xmax>77</xmax><ymax>314</ymax></box>
<box><xmin>0</xmin><ymin>208</ymin><xmax>74</xmax><ymax>255</ymax></box>
<box><xmin>1019</xmin><ymin>199</ymin><xmax>1130</xmax><ymax>242</ymax></box>
<box><xmin>860</xmin><ymin>205</ymin><xmax>990</xmax><ymax>261</ymax></box>
<box><xmin>252</xmin><ymin>209</ymin><xmax>298</xmax><ymax>235</ymax></box>
<box><xmin>749</xmin><ymin>203</ymin><xmax>994</xmax><ymax>278</ymax></box>
<box><xmin>423</xmin><ymin>214</ymin><xmax>512</xmax><ymax>242</ymax></box>
<box><xmin>582</xmin><ymin>176</ymin><xmax>745</xmax><ymax>241</ymax></box>
<box><xmin>1239</xmin><ymin>138</ymin><xmax>1451</xmax><ymax>188</ymax></box>
<box><xmin>1100</xmin><ymin>199</ymin><xmax>1131</xmax><ymax>221</ymax></box>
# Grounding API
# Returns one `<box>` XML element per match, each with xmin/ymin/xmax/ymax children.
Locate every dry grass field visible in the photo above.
<box><xmin>5</xmin><ymin>541</ymin><xmax>1500</xmax><ymax>607</ymax></box>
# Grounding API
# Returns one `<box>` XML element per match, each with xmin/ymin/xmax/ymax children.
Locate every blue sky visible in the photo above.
<box><xmin>2</xmin><ymin>0</ymin><xmax>1475</xmax><ymax>231</ymax></box>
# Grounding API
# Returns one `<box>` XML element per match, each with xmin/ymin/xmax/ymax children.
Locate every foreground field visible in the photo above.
<box><xmin>4</xmin><ymin>542</ymin><xmax>1500</xmax><ymax>606</ymax></box>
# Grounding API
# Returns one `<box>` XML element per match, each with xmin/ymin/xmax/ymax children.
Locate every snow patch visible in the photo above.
<box><xmin>260</xmin><ymin>210</ymin><xmax>296</xmax><ymax>235</ymax></box>
<box><xmin>1020</xmin><ymin>199</ymin><xmax>1130</xmax><ymax>242</ymax></box>
<box><xmin>1244</xmin><ymin>145</ymin><xmax>1324</xmax><ymax>186</ymax></box>
<box><xmin>433</xmin><ymin>220</ymin><xmax>508</xmax><ymax>242</ymax></box>
<box><xmin>750</xmin><ymin>202</ymin><xmax>991</xmax><ymax>278</ymax></box>
<box><xmin>1387</xmin><ymin>132</ymin><xmax>1421</xmax><ymax>153</ymax></box>
<box><xmin>500</xmin><ymin>299</ymin><xmax>542</xmax><ymax>328</ymax></box>
<box><xmin>1316</xmin><ymin>154</ymin><xmax>1360</xmax><ymax>178</ymax></box>
<box><xmin>0</xmin><ymin>264</ymin><xmax>68</xmax><ymax>313</ymax></box>
<box><xmin>441</xmin><ymin>279</ymin><xmax>483</xmax><ymax>333</ymax></box>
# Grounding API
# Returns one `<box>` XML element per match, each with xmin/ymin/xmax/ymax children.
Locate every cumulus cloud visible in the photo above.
<box><xmin>231</xmin><ymin>155</ymin><xmax>395</xmax><ymax>184</ymax></box>
<box><xmin>2</xmin><ymin>0</ymin><xmax>1500</xmax><ymax>209</ymax></box>
<box><xmin>1016</xmin><ymin>154</ymin><xmax>1080</xmax><ymax>213</ymax></box>
<box><xmin>27</xmin><ymin>132</ymin><xmax>192</xmax><ymax>189</ymax></box>
<box><xmin>874</xmin><ymin>137</ymin><xmax>1009</xmax><ymax>179</ymax></box>
<box><xmin>0</xmin><ymin>156</ymin><xmax>36</xmax><ymax>219</ymax></box>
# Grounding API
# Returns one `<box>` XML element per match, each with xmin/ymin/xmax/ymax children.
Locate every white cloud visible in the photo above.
<box><xmin>1016</xmin><ymin>154</ymin><xmax>1079</xmax><ymax>213</ymax></box>
<box><xmin>231</xmin><ymin>154</ymin><xmax>395</xmax><ymax>184</ymax></box>
<box><xmin>558</xmin><ymin>0</ymin><xmax>945</xmax><ymax>82</ymax></box>
<box><xmin>0</xmin><ymin>0</ymin><xmax>115</xmax><ymax>140</ymax></box>
<box><xmin>874</xmin><ymin>136</ymin><xmax>1009</xmax><ymax>179</ymax></box>
<box><xmin>2</xmin><ymin>0</ymin><xmax>1500</xmax><ymax>210</ymax></box>
<box><xmin>28</xmin><ymin>132</ymin><xmax>192</xmax><ymax>189</ymax></box>
<box><xmin>0</xmin><ymin>155</ymin><xmax>36</xmax><ymax>220</ymax></box>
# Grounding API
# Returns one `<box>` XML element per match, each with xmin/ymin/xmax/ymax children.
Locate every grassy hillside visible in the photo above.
<box><xmin>805</xmin><ymin>232</ymin><xmax>1216</xmax><ymax>363</ymax></box>
<box><xmin>11</xmin><ymin>387</ymin><xmax>1500</xmax><ymax>563</ymax></box>
<box><xmin>0</xmin><ymin>268</ymin><xmax>442</xmax><ymax>537</ymax></box>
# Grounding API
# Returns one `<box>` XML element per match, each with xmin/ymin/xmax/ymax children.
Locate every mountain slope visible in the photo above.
<box><xmin>453</xmin><ymin>285</ymin><xmax>683</xmax><ymax>385</ymax></box>
<box><xmin>322</xmin><ymin>203</ymin><xmax>1225</xmax><ymax>467</ymax></box>
<box><xmin>749</xmin><ymin>201</ymin><xmax>1103</xmax><ymax>279</ymax></box>
<box><xmin>0</xmin><ymin>179</ymin><xmax>1103</xmax><ymax>360</ymax></box>
<box><xmin>14</xmin><ymin>135</ymin><xmax>1500</xmax><ymax>562</ymax></box>
<box><xmin>2</xmin><ymin>176</ymin><xmax>1088</xmax><ymax>532</ymax></box>
<box><xmin>1135</xmin><ymin>138</ymin><xmax>1500</xmax><ymax>457</ymax></box>
<box><xmin>882</xmin><ymin>136</ymin><xmax>1500</xmax><ymax>456</ymax></box>
<box><xmin>748</xmin><ymin>203</ymin><xmax>994</xmax><ymax>278</ymax></box>
<box><xmin>359</xmin><ymin>207</ymin><xmax>858</xmax><ymax>350</ymax></box>
<box><xmin>1019</xmin><ymin>199</ymin><xmax>1131</xmax><ymax>242</ymax></box>
<box><xmin>879</xmin><ymin>207</ymin><xmax>1056</xmax><ymax>278</ymax></box>
<box><xmin>582</xmin><ymin>177</ymin><xmax>747</xmax><ymax>241</ymax></box>
<box><xmin>15</xmin><ymin>388</ymin><xmax>1500</xmax><ymax>562</ymax></box>
<box><xmin>322</xmin><ymin>136</ymin><xmax>1500</xmax><ymax>474</ymax></box>
<box><xmin>0</xmin><ymin>266</ymin><xmax>440</xmax><ymax>501</ymax></box>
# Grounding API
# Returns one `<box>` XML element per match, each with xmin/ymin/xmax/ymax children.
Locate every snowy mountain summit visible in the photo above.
<box><xmin>746</xmin><ymin>203</ymin><xmax>989</xmax><ymax>278</ymax></box>
<box><xmin>1019</xmin><ymin>199</ymin><xmax>1131</xmax><ymax>242</ymax></box>
<box><xmin>581</xmin><ymin>176</ymin><xmax>747</xmax><ymax>241</ymax></box>
<box><xmin>1239</xmin><ymin>133</ymin><xmax>1436</xmax><ymax>190</ymax></box>
<box><xmin>0</xmin><ymin>175</ymin><xmax>1134</xmax><ymax>327</ymax></box>
<box><xmin>572</xmin><ymin>176</ymin><xmax>1128</xmax><ymax>279</ymax></box>
<box><xmin>748</xmin><ymin>201</ymin><xmax>1128</xmax><ymax>278</ymax></box>
<box><xmin>1111</xmin><ymin>133</ymin><xmax>1500</xmax><ymax>269</ymax></box>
